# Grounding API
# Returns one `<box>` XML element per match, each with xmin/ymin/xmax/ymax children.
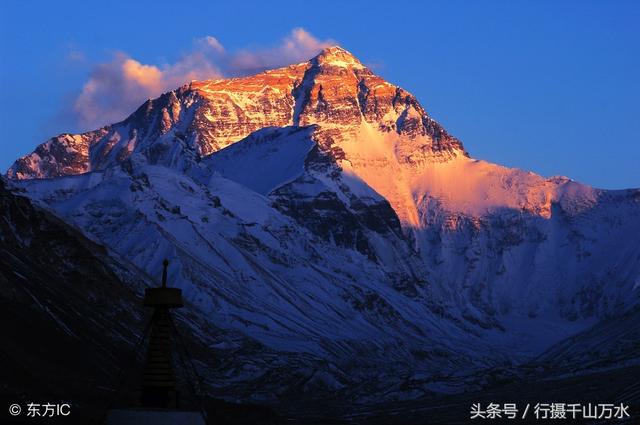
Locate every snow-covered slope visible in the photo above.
<box><xmin>15</xmin><ymin>161</ymin><xmax>511</xmax><ymax>404</ymax></box>
<box><xmin>204</xmin><ymin>122</ymin><xmax>640</xmax><ymax>360</ymax></box>
<box><xmin>5</xmin><ymin>46</ymin><xmax>640</xmax><ymax>411</ymax></box>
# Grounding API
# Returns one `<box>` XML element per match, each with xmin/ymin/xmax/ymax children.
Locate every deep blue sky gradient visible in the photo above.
<box><xmin>1</xmin><ymin>0</ymin><xmax>638</xmax><ymax>188</ymax></box>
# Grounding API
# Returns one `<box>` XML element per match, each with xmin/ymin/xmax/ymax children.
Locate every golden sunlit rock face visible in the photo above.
<box><xmin>188</xmin><ymin>46</ymin><xmax>464</xmax><ymax>157</ymax></box>
<box><xmin>7</xmin><ymin>46</ymin><xmax>465</xmax><ymax>179</ymax></box>
<box><xmin>187</xmin><ymin>63</ymin><xmax>306</xmax><ymax>155</ymax></box>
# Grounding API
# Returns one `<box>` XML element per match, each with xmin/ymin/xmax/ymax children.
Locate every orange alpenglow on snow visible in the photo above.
<box><xmin>7</xmin><ymin>46</ymin><xmax>595</xmax><ymax>228</ymax></box>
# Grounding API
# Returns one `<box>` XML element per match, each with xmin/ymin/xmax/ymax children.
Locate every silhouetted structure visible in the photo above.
<box><xmin>106</xmin><ymin>259</ymin><xmax>207</xmax><ymax>424</ymax></box>
<box><xmin>140</xmin><ymin>259</ymin><xmax>184</xmax><ymax>408</ymax></box>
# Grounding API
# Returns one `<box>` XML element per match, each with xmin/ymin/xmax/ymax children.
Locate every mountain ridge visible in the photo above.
<box><xmin>7</xmin><ymin>45</ymin><xmax>465</xmax><ymax>180</ymax></box>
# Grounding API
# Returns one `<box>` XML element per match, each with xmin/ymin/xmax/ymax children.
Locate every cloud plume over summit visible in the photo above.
<box><xmin>71</xmin><ymin>28</ymin><xmax>334</xmax><ymax>130</ymax></box>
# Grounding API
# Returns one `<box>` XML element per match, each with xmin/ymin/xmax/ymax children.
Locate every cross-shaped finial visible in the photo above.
<box><xmin>161</xmin><ymin>259</ymin><xmax>169</xmax><ymax>288</ymax></box>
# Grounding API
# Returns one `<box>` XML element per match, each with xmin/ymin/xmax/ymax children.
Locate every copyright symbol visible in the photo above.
<box><xmin>9</xmin><ymin>403</ymin><xmax>21</xmax><ymax>416</ymax></box>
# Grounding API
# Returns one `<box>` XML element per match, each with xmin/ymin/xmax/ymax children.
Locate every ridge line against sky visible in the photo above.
<box><xmin>70</xmin><ymin>28</ymin><xmax>335</xmax><ymax>130</ymax></box>
<box><xmin>0</xmin><ymin>0</ymin><xmax>638</xmax><ymax>189</ymax></box>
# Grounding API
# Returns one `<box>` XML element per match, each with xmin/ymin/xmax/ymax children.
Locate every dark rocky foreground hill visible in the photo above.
<box><xmin>0</xmin><ymin>178</ymin><xmax>282</xmax><ymax>424</ymax></box>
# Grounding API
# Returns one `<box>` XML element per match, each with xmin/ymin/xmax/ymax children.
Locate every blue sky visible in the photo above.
<box><xmin>1</xmin><ymin>0</ymin><xmax>638</xmax><ymax>188</ymax></box>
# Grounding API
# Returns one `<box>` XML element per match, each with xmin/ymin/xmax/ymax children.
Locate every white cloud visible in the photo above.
<box><xmin>70</xmin><ymin>28</ymin><xmax>334</xmax><ymax>130</ymax></box>
<box><xmin>202</xmin><ymin>36</ymin><xmax>225</xmax><ymax>54</ymax></box>
<box><xmin>228</xmin><ymin>27</ymin><xmax>335</xmax><ymax>74</ymax></box>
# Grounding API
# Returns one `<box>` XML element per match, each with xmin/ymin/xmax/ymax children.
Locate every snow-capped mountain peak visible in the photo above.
<box><xmin>4</xmin><ymin>47</ymin><xmax>640</xmax><ymax>409</ymax></box>
<box><xmin>312</xmin><ymin>45</ymin><xmax>366</xmax><ymax>69</ymax></box>
<box><xmin>7</xmin><ymin>47</ymin><xmax>464</xmax><ymax>180</ymax></box>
